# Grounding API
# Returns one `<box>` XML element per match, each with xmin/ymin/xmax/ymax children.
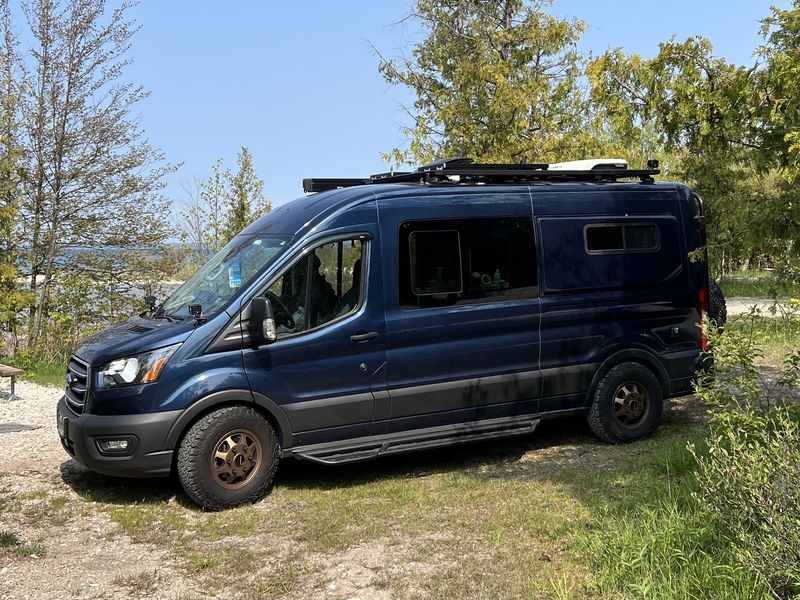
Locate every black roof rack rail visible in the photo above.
<box><xmin>303</xmin><ymin>158</ymin><xmax>660</xmax><ymax>193</ymax></box>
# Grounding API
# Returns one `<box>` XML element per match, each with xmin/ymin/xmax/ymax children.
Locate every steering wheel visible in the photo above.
<box><xmin>265</xmin><ymin>291</ymin><xmax>295</xmax><ymax>330</ymax></box>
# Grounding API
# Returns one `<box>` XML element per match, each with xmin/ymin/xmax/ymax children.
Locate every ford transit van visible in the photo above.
<box><xmin>57</xmin><ymin>158</ymin><xmax>714</xmax><ymax>509</ymax></box>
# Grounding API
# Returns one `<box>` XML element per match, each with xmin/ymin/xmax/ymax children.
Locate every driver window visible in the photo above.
<box><xmin>264</xmin><ymin>238</ymin><xmax>364</xmax><ymax>336</ymax></box>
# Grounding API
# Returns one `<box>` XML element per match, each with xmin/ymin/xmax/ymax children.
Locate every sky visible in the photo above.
<box><xmin>116</xmin><ymin>1</ymin><xmax>789</xmax><ymax>212</ymax></box>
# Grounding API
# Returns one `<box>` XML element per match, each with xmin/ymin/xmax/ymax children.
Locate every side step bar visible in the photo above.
<box><xmin>285</xmin><ymin>413</ymin><xmax>541</xmax><ymax>466</ymax></box>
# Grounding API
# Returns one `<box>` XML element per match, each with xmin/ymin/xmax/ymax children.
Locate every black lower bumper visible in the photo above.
<box><xmin>56</xmin><ymin>396</ymin><xmax>181</xmax><ymax>477</ymax></box>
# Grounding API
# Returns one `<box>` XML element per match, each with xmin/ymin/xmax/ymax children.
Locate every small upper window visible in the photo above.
<box><xmin>585</xmin><ymin>223</ymin><xmax>659</xmax><ymax>253</ymax></box>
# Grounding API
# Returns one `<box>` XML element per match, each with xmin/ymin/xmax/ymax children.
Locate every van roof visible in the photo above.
<box><xmin>303</xmin><ymin>157</ymin><xmax>662</xmax><ymax>193</ymax></box>
<box><xmin>242</xmin><ymin>178</ymin><xmax>687</xmax><ymax>239</ymax></box>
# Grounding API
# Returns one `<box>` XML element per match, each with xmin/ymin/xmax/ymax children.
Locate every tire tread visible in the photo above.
<box><xmin>177</xmin><ymin>405</ymin><xmax>279</xmax><ymax>510</ymax></box>
<box><xmin>587</xmin><ymin>362</ymin><xmax>663</xmax><ymax>444</ymax></box>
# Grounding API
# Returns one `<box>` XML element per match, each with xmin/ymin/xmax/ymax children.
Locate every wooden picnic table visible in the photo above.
<box><xmin>0</xmin><ymin>363</ymin><xmax>24</xmax><ymax>398</ymax></box>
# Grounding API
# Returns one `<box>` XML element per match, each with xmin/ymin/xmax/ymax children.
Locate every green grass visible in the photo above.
<box><xmin>41</xmin><ymin>410</ymin><xmax>764</xmax><ymax>599</ymax></box>
<box><xmin>0</xmin><ymin>531</ymin><xmax>46</xmax><ymax>558</ymax></box>
<box><xmin>3</xmin><ymin>407</ymin><xmax>772</xmax><ymax>598</ymax></box>
<box><xmin>725</xmin><ymin>309</ymin><xmax>800</xmax><ymax>366</ymax></box>
<box><xmin>719</xmin><ymin>270</ymin><xmax>797</xmax><ymax>299</ymax></box>
<box><xmin>6</xmin><ymin>355</ymin><xmax>67</xmax><ymax>387</ymax></box>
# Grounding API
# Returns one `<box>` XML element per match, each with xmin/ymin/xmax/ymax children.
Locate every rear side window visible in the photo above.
<box><xmin>585</xmin><ymin>223</ymin><xmax>659</xmax><ymax>253</ymax></box>
<box><xmin>399</xmin><ymin>217</ymin><xmax>538</xmax><ymax>309</ymax></box>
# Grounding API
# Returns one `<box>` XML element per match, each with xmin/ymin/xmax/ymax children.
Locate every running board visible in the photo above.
<box><xmin>286</xmin><ymin>414</ymin><xmax>541</xmax><ymax>465</ymax></box>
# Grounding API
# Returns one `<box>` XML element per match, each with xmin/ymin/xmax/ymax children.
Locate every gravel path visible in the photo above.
<box><xmin>726</xmin><ymin>297</ymin><xmax>792</xmax><ymax>316</ymax></box>
<box><xmin>0</xmin><ymin>381</ymin><xmax>211</xmax><ymax>600</ymax></box>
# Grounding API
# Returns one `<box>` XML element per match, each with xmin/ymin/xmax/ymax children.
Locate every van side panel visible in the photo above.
<box><xmin>533</xmin><ymin>185</ymin><xmax>700</xmax><ymax>410</ymax></box>
<box><xmin>377</xmin><ymin>188</ymin><xmax>542</xmax><ymax>433</ymax></box>
<box><xmin>538</xmin><ymin>215</ymin><xmax>682</xmax><ymax>292</ymax></box>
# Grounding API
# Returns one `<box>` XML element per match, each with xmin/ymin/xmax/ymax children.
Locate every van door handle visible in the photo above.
<box><xmin>350</xmin><ymin>331</ymin><xmax>378</xmax><ymax>342</ymax></box>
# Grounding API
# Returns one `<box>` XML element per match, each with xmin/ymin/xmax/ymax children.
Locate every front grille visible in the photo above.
<box><xmin>65</xmin><ymin>356</ymin><xmax>89</xmax><ymax>414</ymax></box>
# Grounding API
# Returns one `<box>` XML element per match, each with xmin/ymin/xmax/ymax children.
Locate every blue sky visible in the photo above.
<box><xmin>120</xmin><ymin>1</ymin><xmax>788</xmax><ymax>211</ymax></box>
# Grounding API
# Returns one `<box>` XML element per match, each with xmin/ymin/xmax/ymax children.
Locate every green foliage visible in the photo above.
<box><xmin>586</xmin><ymin>3</ymin><xmax>800</xmax><ymax>274</ymax></box>
<box><xmin>0</xmin><ymin>0</ymin><xmax>178</xmax><ymax>354</ymax></box>
<box><xmin>759</xmin><ymin>1</ymin><xmax>800</xmax><ymax>183</ymax></box>
<box><xmin>0</xmin><ymin>0</ymin><xmax>31</xmax><ymax>346</ymax></box>
<box><xmin>179</xmin><ymin>147</ymin><xmax>271</xmax><ymax>269</ymax></box>
<box><xmin>382</xmin><ymin>1</ymin><xmax>800</xmax><ymax>274</ymax></box>
<box><xmin>693</xmin><ymin>314</ymin><xmax>800</xmax><ymax>598</ymax></box>
<box><xmin>719</xmin><ymin>270</ymin><xmax>796</xmax><ymax>299</ymax></box>
<box><xmin>377</xmin><ymin>0</ymin><xmax>603</xmax><ymax>165</ymax></box>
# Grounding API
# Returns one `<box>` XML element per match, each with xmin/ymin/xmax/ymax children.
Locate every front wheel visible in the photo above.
<box><xmin>177</xmin><ymin>405</ymin><xmax>280</xmax><ymax>510</ymax></box>
<box><xmin>587</xmin><ymin>362</ymin><xmax>663</xmax><ymax>444</ymax></box>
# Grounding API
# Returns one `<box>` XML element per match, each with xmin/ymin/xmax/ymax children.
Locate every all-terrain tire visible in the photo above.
<box><xmin>708</xmin><ymin>279</ymin><xmax>727</xmax><ymax>327</ymax></box>
<box><xmin>587</xmin><ymin>362</ymin><xmax>664</xmax><ymax>444</ymax></box>
<box><xmin>177</xmin><ymin>405</ymin><xmax>280</xmax><ymax>510</ymax></box>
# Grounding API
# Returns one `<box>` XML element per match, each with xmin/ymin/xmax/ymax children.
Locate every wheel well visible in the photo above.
<box><xmin>168</xmin><ymin>400</ymin><xmax>287</xmax><ymax>475</ymax></box>
<box><xmin>587</xmin><ymin>351</ymin><xmax>670</xmax><ymax>404</ymax></box>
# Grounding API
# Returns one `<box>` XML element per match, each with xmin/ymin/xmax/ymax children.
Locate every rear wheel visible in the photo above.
<box><xmin>177</xmin><ymin>405</ymin><xmax>279</xmax><ymax>510</ymax></box>
<box><xmin>588</xmin><ymin>362</ymin><xmax>663</xmax><ymax>444</ymax></box>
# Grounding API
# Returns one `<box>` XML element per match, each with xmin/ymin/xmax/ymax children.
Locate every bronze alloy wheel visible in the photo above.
<box><xmin>612</xmin><ymin>381</ymin><xmax>650</xmax><ymax>428</ymax></box>
<box><xmin>210</xmin><ymin>428</ymin><xmax>263</xmax><ymax>490</ymax></box>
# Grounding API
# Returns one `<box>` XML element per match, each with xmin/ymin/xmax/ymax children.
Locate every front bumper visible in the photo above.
<box><xmin>56</xmin><ymin>395</ymin><xmax>181</xmax><ymax>477</ymax></box>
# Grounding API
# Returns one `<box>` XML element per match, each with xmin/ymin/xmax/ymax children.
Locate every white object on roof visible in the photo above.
<box><xmin>549</xmin><ymin>158</ymin><xmax>629</xmax><ymax>171</ymax></box>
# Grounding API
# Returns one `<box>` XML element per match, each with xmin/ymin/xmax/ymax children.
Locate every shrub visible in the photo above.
<box><xmin>693</xmin><ymin>311</ymin><xmax>800</xmax><ymax>598</ymax></box>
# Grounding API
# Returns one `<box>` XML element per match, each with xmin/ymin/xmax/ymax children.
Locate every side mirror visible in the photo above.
<box><xmin>248</xmin><ymin>297</ymin><xmax>277</xmax><ymax>345</ymax></box>
<box><xmin>144</xmin><ymin>295</ymin><xmax>156</xmax><ymax>310</ymax></box>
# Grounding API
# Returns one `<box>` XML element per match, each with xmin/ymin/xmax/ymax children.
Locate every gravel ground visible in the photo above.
<box><xmin>726</xmin><ymin>297</ymin><xmax>793</xmax><ymax>316</ymax></box>
<box><xmin>0</xmin><ymin>381</ymin><xmax>211</xmax><ymax>600</ymax></box>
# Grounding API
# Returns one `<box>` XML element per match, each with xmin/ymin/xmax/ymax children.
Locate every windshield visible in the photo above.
<box><xmin>160</xmin><ymin>234</ymin><xmax>291</xmax><ymax>318</ymax></box>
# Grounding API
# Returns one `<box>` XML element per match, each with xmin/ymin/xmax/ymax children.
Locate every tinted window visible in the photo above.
<box><xmin>625</xmin><ymin>224</ymin><xmax>659</xmax><ymax>250</ymax></box>
<box><xmin>265</xmin><ymin>238</ymin><xmax>364</xmax><ymax>336</ymax></box>
<box><xmin>585</xmin><ymin>225</ymin><xmax>624</xmax><ymax>251</ymax></box>
<box><xmin>399</xmin><ymin>217</ymin><xmax>538</xmax><ymax>309</ymax></box>
<box><xmin>585</xmin><ymin>223</ymin><xmax>659</xmax><ymax>253</ymax></box>
<box><xmin>409</xmin><ymin>230</ymin><xmax>462</xmax><ymax>295</ymax></box>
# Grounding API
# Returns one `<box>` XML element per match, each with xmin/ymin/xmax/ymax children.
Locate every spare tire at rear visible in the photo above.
<box><xmin>708</xmin><ymin>279</ymin><xmax>727</xmax><ymax>327</ymax></box>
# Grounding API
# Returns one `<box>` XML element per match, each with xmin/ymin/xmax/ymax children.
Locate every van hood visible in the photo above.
<box><xmin>73</xmin><ymin>315</ymin><xmax>199</xmax><ymax>368</ymax></box>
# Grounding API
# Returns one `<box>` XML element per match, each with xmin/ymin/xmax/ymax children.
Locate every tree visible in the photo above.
<box><xmin>222</xmin><ymin>147</ymin><xmax>269</xmax><ymax>242</ymax></box>
<box><xmin>0</xmin><ymin>0</ymin><xmax>30</xmax><ymax>349</ymax></box>
<box><xmin>586</xmin><ymin>13</ymin><xmax>800</xmax><ymax>274</ymax></box>
<box><xmin>376</xmin><ymin>0</ymin><xmax>597</xmax><ymax>165</ymax></box>
<box><xmin>759</xmin><ymin>1</ymin><xmax>800</xmax><ymax>181</ymax></box>
<box><xmin>178</xmin><ymin>147</ymin><xmax>270</xmax><ymax>269</ymax></box>
<box><xmin>10</xmin><ymin>0</ymin><xmax>176</xmax><ymax>347</ymax></box>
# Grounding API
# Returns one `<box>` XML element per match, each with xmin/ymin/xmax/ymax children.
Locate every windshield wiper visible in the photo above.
<box><xmin>154</xmin><ymin>313</ymin><xmax>186</xmax><ymax>322</ymax></box>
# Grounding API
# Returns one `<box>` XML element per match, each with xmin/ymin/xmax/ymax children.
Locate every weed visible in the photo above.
<box><xmin>112</xmin><ymin>570</ymin><xmax>159</xmax><ymax>596</ymax></box>
<box><xmin>0</xmin><ymin>531</ymin><xmax>46</xmax><ymax>558</ymax></box>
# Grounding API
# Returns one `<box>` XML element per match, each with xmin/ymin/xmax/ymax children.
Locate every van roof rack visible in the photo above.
<box><xmin>303</xmin><ymin>158</ymin><xmax>660</xmax><ymax>193</ymax></box>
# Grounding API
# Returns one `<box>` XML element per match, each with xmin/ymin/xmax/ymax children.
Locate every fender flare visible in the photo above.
<box><xmin>162</xmin><ymin>389</ymin><xmax>293</xmax><ymax>450</ymax></box>
<box><xmin>586</xmin><ymin>348</ymin><xmax>671</xmax><ymax>402</ymax></box>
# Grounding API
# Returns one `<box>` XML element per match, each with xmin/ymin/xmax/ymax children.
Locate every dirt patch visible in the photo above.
<box><xmin>0</xmin><ymin>383</ymin><xmax>207</xmax><ymax>600</ymax></box>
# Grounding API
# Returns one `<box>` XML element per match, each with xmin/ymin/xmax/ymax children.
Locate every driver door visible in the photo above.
<box><xmin>242</xmin><ymin>231</ymin><xmax>387</xmax><ymax>446</ymax></box>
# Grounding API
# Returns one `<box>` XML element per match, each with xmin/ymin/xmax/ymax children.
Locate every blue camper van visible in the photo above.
<box><xmin>56</xmin><ymin>158</ymin><xmax>718</xmax><ymax>509</ymax></box>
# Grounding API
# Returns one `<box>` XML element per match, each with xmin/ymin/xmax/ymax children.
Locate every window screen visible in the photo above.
<box><xmin>585</xmin><ymin>223</ymin><xmax>659</xmax><ymax>253</ymax></box>
<box><xmin>399</xmin><ymin>217</ymin><xmax>538</xmax><ymax>309</ymax></box>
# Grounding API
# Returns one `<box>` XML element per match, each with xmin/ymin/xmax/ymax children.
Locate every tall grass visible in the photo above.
<box><xmin>577</xmin><ymin>434</ymin><xmax>768</xmax><ymax>599</ymax></box>
<box><xmin>719</xmin><ymin>270</ymin><xmax>796</xmax><ymax>299</ymax></box>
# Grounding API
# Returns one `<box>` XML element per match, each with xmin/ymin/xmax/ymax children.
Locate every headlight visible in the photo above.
<box><xmin>99</xmin><ymin>343</ymin><xmax>181</xmax><ymax>388</ymax></box>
